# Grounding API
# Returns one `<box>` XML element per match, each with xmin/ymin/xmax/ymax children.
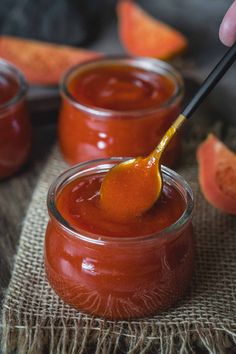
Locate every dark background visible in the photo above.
<box><xmin>0</xmin><ymin>0</ymin><xmax>235</xmax><ymax>121</ymax></box>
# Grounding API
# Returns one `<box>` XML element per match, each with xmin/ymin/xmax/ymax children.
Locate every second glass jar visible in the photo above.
<box><xmin>59</xmin><ymin>57</ymin><xmax>184</xmax><ymax>167</ymax></box>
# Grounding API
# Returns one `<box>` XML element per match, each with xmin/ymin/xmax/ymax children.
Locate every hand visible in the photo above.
<box><xmin>219</xmin><ymin>0</ymin><xmax>236</xmax><ymax>46</ymax></box>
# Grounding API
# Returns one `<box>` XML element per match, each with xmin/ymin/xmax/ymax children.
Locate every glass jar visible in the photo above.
<box><xmin>45</xmin><ymin>158</ymin><xmax>194</xmax><ymax>320</ymax></box>
<box><xmin>58</xmin><ymin>57</ymin><xmax>184</xmax><ymax>167</ymax></box>
<box><xmin>0</xmin><ymin>59</ymin><xmax>32</xmax><ymax>179</ymax></box>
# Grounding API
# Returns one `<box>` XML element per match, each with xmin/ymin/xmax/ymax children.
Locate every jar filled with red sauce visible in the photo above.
<box><xmin>59</xmin><ymin>57</ymin><xmax>184</xmax><ymax>167</ymax></box>
<box><xmin>45</xmin><ymin>158</ymin><xmax>194</xmax><ymax>320</ymax></box>
<box><xmin>0</xmin><ymin>59</ymin><xmax>31</xmax><ymax>179</ymax></box>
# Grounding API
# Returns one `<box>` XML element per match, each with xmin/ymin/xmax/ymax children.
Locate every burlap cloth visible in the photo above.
<box><xmin>1</xmin><ymin>117</ymin><xmax>236</xmax><ymax>354</ymax></box>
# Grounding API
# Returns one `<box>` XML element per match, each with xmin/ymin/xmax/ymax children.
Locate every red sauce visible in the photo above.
<box><xmin>56</xmin><ymin>173</ymin><xmax>185</xmax><ymax>237</ymax></box>
<box><xmin>45</xmin><ymin>167</ymin><xmax>194</xmax><ymax>319</ymax></box>
<box><xmin>0</xmin><ymin>72</ymin><xmax>19</xmax><ymax>104</ymax></box>
<box><xmin>59</xmin><ymin>59</ymin><xmax>183</xmax><ymax>166</ymax></box>
<box><xmin>0</xmin><ymin>66</ymin><xmax>31</xmax><ymax>179</ymax></box>
<box><xmin>100</xmin><ymin>157</ymin><xmax>162</xmax><ymax>220</ymax></box>
<box><xmin>68</xmin><ymin>65</ymin><xmax>175</xmax><ymax>111</ymax></box>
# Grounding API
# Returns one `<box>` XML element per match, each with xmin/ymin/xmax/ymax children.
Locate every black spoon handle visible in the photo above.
<box><xmin>182</xmin><ymin>43</ymin><xmax>236</xmax><ymax>119</ymax></box>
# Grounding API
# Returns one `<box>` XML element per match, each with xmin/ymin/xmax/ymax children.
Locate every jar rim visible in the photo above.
<box><xmin>0</xmin><ymin>59</ymin><xmax>28</xmax><ymax>112</ymax></box>
<box><xmin>47</xmin><ymin>157</ymin><xmax>194</xmax><ymax>245</ymax></box>
<box><xmin>60</xmin><ymin>56</ymin><xmax>184</xmax><ymax>118</ymax></box>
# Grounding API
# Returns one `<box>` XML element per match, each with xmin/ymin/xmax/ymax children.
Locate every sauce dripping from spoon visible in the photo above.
<box><xmin>100</xmin><ymin>114</ymin><xmax>185</xmax><ymax>220</ymax></box>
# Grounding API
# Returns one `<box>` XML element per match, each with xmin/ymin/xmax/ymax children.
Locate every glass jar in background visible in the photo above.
<box><xmin>0</xmin><ymin>59</ymin><xmax>32</xmax><ymax>179</ymax></box>
<box><xmin>58</xmin><ymin>57</ymin><xmax>184</xmax><ymax>167</ymax></box>
<box><xmin>45</xmin><ymin>158</ymin><xmax>194</xmax><ymax>320</ymax></box>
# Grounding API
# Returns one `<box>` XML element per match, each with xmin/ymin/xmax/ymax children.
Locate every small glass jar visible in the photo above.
<box><xmin>45</xmin><ymin>158</ymin><xmax>194</xmax><ymax>320</ymax></box>
<box><xmin>58</xmin><ymin>57</ymin><xmax>184</xmax><ymax>167</ymax></box>
<box><xmin>0</xmin><ymin>59</ymin><xmax>32</xmax><ymax>179</ymax></box>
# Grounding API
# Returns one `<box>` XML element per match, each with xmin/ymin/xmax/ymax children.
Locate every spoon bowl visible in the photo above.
<box><xmin>100</xmin><ymin>155</ymin><xmax>163</xmax><ymax>220</ymax></box>
<box><xmin>100</xmin><ymin>114</ymin><xmax>185</xmax><ymax>220</ymax></box>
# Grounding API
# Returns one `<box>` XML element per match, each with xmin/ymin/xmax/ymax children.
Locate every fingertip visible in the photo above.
<box><xmin>219</xmin><ymin>0</ymin><xmax>236</xmax><ymax>46</ymax></box>
<box><xmin>219</xmin><ymin>21</ymin><xmax>235</xmax><ymax>47</ymax></box>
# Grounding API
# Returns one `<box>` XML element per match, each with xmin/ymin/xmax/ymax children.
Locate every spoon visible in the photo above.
<box><xmin>100</xmin><ymin>43</ymin><xmax>236</xmax><ymax>221</ymax></box>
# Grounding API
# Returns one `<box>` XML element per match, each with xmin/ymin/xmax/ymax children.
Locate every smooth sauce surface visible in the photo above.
<box><xmin>68</xmin><ymin>64</ymin><xmax>175</xmax><ymax>111</ymax></box>
<box><xmin>56</xmin><ymin>173</ymin><xmax>185</xmax><ymax>238</ymax></box>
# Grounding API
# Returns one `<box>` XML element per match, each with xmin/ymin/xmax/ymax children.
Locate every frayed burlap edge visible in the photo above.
<box><xmin>2</xmin><ymin>311</ymin><xmax>236</xmax><ymax>354</ymax></box>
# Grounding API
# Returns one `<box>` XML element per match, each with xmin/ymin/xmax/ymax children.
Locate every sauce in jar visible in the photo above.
<box><xmin>45</xmin><ymin>159</ymin><xmax>194</xmax><ymax>319</ymax></box>
<box><xmin>0</xmin><ymin>72</ymin><xmax>19</xmax><ymax>104</ymax></box>
<box><xmin>56</xmin><ymin>172</ymin><xmax>185</xmax><ymax>237</ymax></box>
<box><xmin>68</xmin><ymin>64</ymin><xmax>175</xmax><ymax>111</ymax></box>
<box><xmin>0</xmin><ymin>60</ymin><xmax>31</xmax><ymax>179</ymax></box>
<box><xmin>59</xmin><ymin>57</ymin><xmax>184</xmax><ymax>166</ymax></box>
